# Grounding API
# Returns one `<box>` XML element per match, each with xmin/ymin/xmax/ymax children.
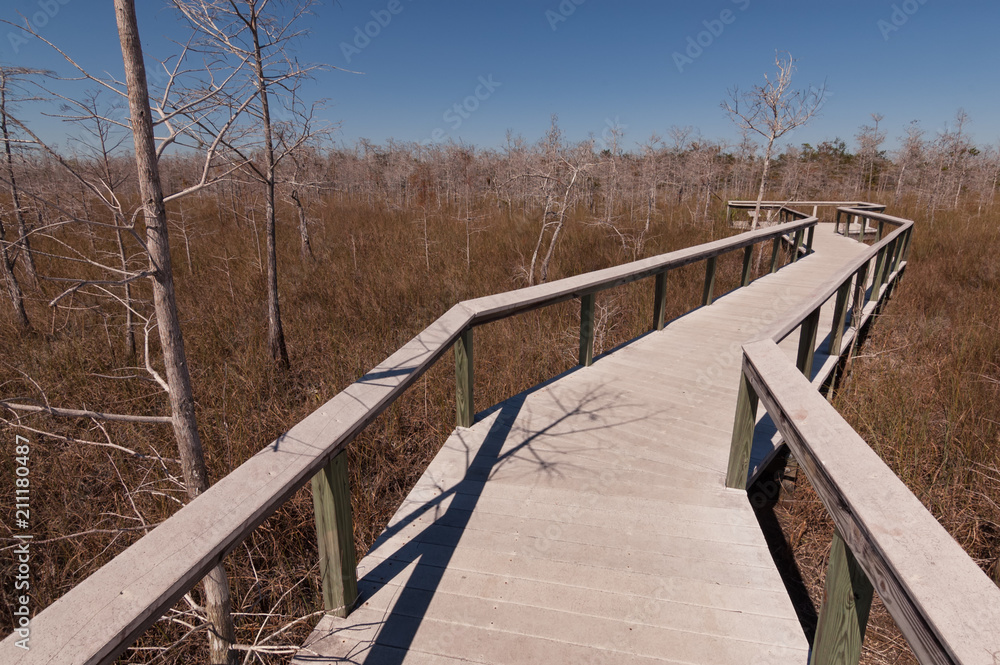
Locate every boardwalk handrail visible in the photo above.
<box><xmin>1</xmin><ymin>213</ymin><xmax>818</xmax><ymax>664</ymax></box>
<box><xmin>727</xmin><ymin>206</ymin><xmax>1000</xmax><ymax>664</ymax></box>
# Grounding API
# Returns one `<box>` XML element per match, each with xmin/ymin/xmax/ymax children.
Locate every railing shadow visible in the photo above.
<box><xmin>299</xmin><ymin>372</ymin><xmax>651</xmax><ymax>663</ymax></box>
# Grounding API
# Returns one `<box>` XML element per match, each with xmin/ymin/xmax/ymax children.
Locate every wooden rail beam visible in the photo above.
<box><xmin>742</xmin><ymin>339</ymin><xmax>1000</xmax><ymax>665</ymax></box>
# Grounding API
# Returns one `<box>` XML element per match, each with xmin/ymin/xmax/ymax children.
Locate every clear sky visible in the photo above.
<box><xmin>2</xmin><ymin>0</ymin><xmax>998</xmax><ymax>153</ymax></box>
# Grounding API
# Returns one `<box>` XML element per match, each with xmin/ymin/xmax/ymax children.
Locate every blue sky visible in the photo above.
<box><xmin>2</xmin><ymin>0</ymin><xmax>997</xmax><ymax>153</ymax></box>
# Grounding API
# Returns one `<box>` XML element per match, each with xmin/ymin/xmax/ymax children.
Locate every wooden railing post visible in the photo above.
<box><xmin>796</xmin><ymin>307</ymin><xmax>821</xmax><ymax>378</ymax></box>
<box><xmin>854</xmin><ymin>260</ymin><xmax>872</xmax><ymax>313</ymax></box>
<box><xmin>770</xmin><ymin>237</ymin><xmax>782</xmax><ymax>273</ymax></box>
<box><xmin>580</xmin><ymin>293</ymin><xmax>595</xmax><ymax>366</ymax></box>
<box><xmin>455</xmin><ymin>327</ymin><xmax>474</xmax><ymax>427</ymax></box>
<box><xmin>829</xmin><ymin>279</ymin><xmax>852</xmax><ymax>357</ymax></box>
<box><xmin>876</xmin><ymin>219</ymin><xmax>885</xmax><ymax>241</ymax></box>
<box><xmin>653</xmin><ymin>271</ymin><xmax>668</xmax><ymax>331</ymax></box>
<box><xmin>726</xmin><ymin>368</ymin><xmax>759</xmax><ymax>490</ymax></box>
<box><xmin>902</xmin><ymin>227</ymin><xmax>914</xmax><ymax>262</ymax></box>
<box><xmin>806</xmin><ymin>225</ymin><xmax>816</xmax><ymax>254</ymax></box>
<box><xmin>809</xmin><ymin>529</ymin><xmax>874</xmax><ymax>665</ymax></box>
<box><xmin>891</xmin><ymin>234</ymin><xmax>905</xmax><ymax>275</ymax></box>
<box><xmin>312</xmin><ymin>450</ymin><xmax>358</xmax><ymax>618</ymax></box>
<box><xmin>702</xmin><ymin>256</ymin><xmax>717</xmax><ymax>306</ymax></box>
<box><xmin>870</xmin><ymin>245</ymin><xmax>889</xmax><ymax>301</ymax></box>
<box><xmin>792</xmin><ymin>229</ymin><xmax>804</xmax><ymax>262</ymax></box>
<box><xmin>740</xmin><ymin>245</ymin><xmax>753</xmax><ymax>287</ymax></box>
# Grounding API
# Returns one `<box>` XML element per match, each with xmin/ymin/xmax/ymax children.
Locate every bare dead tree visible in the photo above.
<box><xmin>114</xmin><ymin>1</ymin><xmax>238</xmax><ymax>662</ymax></box>
<box><xmin>50</xmin><ymin>90</ymin><xmax>140</xmax><ymax>357</ymax></box>
<box><xmin>172</xmin><ymin>0</ymin><xmax>332</xmax><ymax>370</ymax></box>
<box><xmin>0</xmin><ymin>66</ymin><xmax>43</xmax><ymax>288</ymax></box>
<box><xmin>0</xmin><ymin>201</ymin><xmax>30</xmax><ymax>329</ymax></box>
<box><xmin>722</xmin><ymin>51</ymin><xmax>826</xmax><ymax>228</ymax></box>
<box><xmin>856</xmin><ymin>112</ymin><xmax>886</xmax><ymax>195</ymax></box>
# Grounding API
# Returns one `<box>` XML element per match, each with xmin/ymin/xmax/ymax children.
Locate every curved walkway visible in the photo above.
<box><xmin>294</xmin><ymin>226</ymin><xmax>871</xmax><ymax>664</ymax></box>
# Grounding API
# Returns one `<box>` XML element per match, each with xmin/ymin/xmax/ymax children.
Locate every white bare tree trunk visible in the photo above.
<box><xmin>113</xmin><ymin>2</ymin><xmax>236</xmax><ymax>662</ymax></box>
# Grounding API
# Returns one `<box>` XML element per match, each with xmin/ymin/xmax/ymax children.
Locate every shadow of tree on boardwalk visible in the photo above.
<box><xmin>296</xmin><ymin>373</ymin><xmax>651</xmax><ymax>663</ymax></box>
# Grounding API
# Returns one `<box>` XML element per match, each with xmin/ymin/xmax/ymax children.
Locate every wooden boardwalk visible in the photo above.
<box><xmin>293</xmin><ymin>225</ymin><xmax>870</xmax><ymax>664</ymax></box>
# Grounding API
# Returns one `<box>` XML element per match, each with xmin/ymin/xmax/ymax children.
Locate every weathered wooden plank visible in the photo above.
<box><xmin>311</xmin><ymin>450</ymin><xmax>358</xmax><ymax>617</ymax></box>
<box><xmin>353</xmin><ymin>559</ymin><xmax>802</xmax><ymax>643</ymax></box>
<box><xmin>810</xmin><ymin>529</ymin><xmax>874</xmax><ymax>665</ymax></box>
<box><xmin>455</xmin><ymin>327</ymin><xmax>474</xmax><ymax>427</ymax></box>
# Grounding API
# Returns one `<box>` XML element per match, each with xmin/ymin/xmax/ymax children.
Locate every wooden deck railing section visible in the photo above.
<box><xmin>1</xmin><ymin>213</ymin><xmax>819</xmax><ymax>665</ymax></box>
<box><xmin>726</xmin><ymin>207</ymin><xmax>1000</xmax><ymax>664</ymax></box>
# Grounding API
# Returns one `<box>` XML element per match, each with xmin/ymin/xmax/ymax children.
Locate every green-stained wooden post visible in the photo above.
<box><xmin>455</xmin><ymin>327</ymin><xmax>473</xmax><ymax>427</ymax></box>
<box><xmin>881</xmin><ymin>238</ymin><xmax>898</xmax><ymax>288</ymax></box>
<box><xmin>770</xmin><ymin>237</ymin><xmax>782</xmax><ymax>273</ymax></box>
<box><xmin>312</xmin><ymin>450</ymin><xmax>358</xmax><ymax>618</ymax></box>
<box><xmin>579</xmin><ymin>293</ymin><xmax>595</xmax><ymax>366</ymax></box>
<box><xmin>702</xmin><ymin>256</ymin><xmax>718</xmax><ymax>306</ymax></box>
<box><xmin>876</xmin><ymin>219</ymin><xmax>885</xmax><ymax>241</ymax></box>
<box><xmin>883</xmin><ymin>240</ymin><xmax>899</xmax><ymax>290</ymax></box>
<box><xmin>792</xmin><ymin>229</ymin><xmax>804</xmax><ymax>262</ymax></box>
<box><xmin>902</xmin><ymin>227</ymin><xmax>914</xmax><ymax>262</ymax></box>
<box><xmin>892</xmin><ymin>233</ymin><xmax>906</xmax><ymax>272</ymax></box>
<box><xmin>653</xmin><ymin>271</ymin><xmax>668</xmax><ymax>331</ymax></box>
<box><xmin>834</xmin><ymin>210</ymin><xmax>842</xmax><ymax>235</ymax></box>
<box><xmin>809</xmin><ymin>529</ymin><xmax>874</xmax><ymax>665</ymax></box>
<box><xmin>829</xmin><ymin>279</ymin><xmax>852</xmax><ymax>357</ymax></box>
<box><xmin>870</xmin><ymin>245</ymin><xmax>888</xmax><ymax>301</ymax></box>
<box><xmin>726</xmin><ymin>368</ymin><xmax>759</xmax><ymax>490</ymax></box>
<box><xmin>796</xmin><ymin>307</ymin><xmax>821</xmax><ymax>379</ymax></box>
<box><xmin>806</xmin><ymin>225</ymin><xmax>816</xmax><ymax>254</ymax></box>
<box><xmin>740</xmin><ymin>245</ymin><xmax>753</xmax><ymax>287</ymax></box>
<box><xmin>854</xmin><ymin>260</ymin><xmax>871</xmax><ymax>316</ymax></box>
